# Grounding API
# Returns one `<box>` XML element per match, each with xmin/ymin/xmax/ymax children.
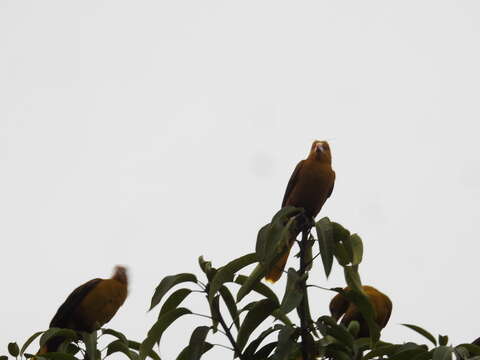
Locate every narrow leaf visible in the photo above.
<box><xmin>106</xmin><ymin>340</ymin><xmax>136</xmax><ymax>360</ymax></box>
<box><xmin>176</xmin><ymin>343</ymin><xmax>213</xmax><ymax>360</ymax></box>
<box><xmin>433</xmin><ymin>346</ymin><xmax>453</xmax><ymax>360</ymax></box>
<box><xmin>219</xmin><ymin>286</ymin><xmax>239</xmax><ymax>330</ymax></box>
<box><xmin>149</xmin><ymin>273</ymin><xmax>197</xmax><ymax>311</ymax></box>
<box><xmin>234</xmin><ymin>275</ymin><xmax>279</xmax><ymax>304</ymax></box>
<box><xmin>350</xmin><ymin>233</ymin><xmax>363</xmax><ymax>265</ymax></box>
<box><xmin>208</xmin><ymin>253</ymin><xmax>257</xmax><ymax>303</ymax></box>
<box><xmin>127</xmin><ymin>341</ymin><xmax>160</xmax><ymax>360</ymax></box>
<box><xmin>159</xmin><ymin>288</ymin><xmax>192</xmax><ymax>317</ymax></box>
<box><xmin>316</xmin><ymin>217</ymin><xmax>334</xmax><ymax>277</ymax></box>
<box><xmin>101</xmin><ymin>328</ymin><xmax>128</xmax><ymax>344</ymax></box>
<box><xmin>401</xmin><ymin>324</ymin><xmax>437</xmax><ymax>346</ymax></box>
<box><xmin>140</xmin><ymin>308</ymin><xmax>192</xmax><ymax>360</ymax></box>
<box><xmin>243</xmin><ymin>325</ymin><xmax>283</xmax><ymax>358</ymax></box>
<box><xmin>236</xmin><ymin>299</ymin><xmax>278</xmax><ymax>351</ymax></box>
<box><xmin>236</xmin><ymin>263</ymin><xmax>266</xmax><ymax>302</ymax></box>
<box><xmin>20</xmin><ymin>331</ymin><xmax>43</xmax><ymax>356</ymax></box>
<box><xmin>188</xmin><ymin>326</ymin><xmax>210</xmax><ymax>360</ymax></box>
<box><xmin>40</xmin><ymin>328</ymin><xmax>78</xmax><ymax>348</ymax></box>
<box><xmin>279</xmin><ymin>268</ymin><xmax>303</xmax><ymax>315</ymax></box>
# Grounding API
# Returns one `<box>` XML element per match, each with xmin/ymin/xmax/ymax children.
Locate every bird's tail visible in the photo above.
<box><xmin>265</xmin><ymin>246</ymin><xmax>292</xmax><ymax>283</ymax></box>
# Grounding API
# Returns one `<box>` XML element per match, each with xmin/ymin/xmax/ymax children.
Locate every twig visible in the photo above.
<box><xmin>297</xmin><ymin>228</ymin><xmax>313</xmax><ymax>360</ymax></box>
<box><xmin>217</xmin><ymin>310</ymin><xmax>246</xmax><ymax>360</ymax></box>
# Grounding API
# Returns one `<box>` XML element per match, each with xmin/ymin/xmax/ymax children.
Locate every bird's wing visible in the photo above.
<box><xmin>281</xmin><ymin>160</ymin><xmax>305</xmax><ymax>208</ymax></box>
<box><xmin>50</xmin><ymin>278</ymin><xmax>102</xmax><ymax>328</ymax></box>
<box><xmin>327</xmin><ymin>170</ymin><xmax>336</xmax><ymax>199</ymax></box>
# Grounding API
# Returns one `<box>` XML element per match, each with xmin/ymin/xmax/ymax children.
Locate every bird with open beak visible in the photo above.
<box><xmin>265</xmin><ymin>140</ymin><xmax>335</xmax><ymax>283</ymax></box>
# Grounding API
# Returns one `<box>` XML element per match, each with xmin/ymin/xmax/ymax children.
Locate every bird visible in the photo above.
<box><xmin>265</xmin><ymin>140</ymin><xmax>335</xmax><ymax>283</ymax></box>
<box><xmin>329</xmin><ymin>285</ymin><xmax>392</xmax><ymax>338</ymax></box>
<box><xmin>37</xmin><ymin>266</ymin><xmax>128</xmax><ymax>354</ymax></box>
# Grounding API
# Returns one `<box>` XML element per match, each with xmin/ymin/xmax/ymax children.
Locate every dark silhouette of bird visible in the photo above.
<box><xmin>265</xmin><ymin>140</ymin><xmax>335</xmax><ymax>282</ymax></box>
<box><xmin>38</xmin><ymin>266</ymin><xmax>128</xmax><ymax>354</ymax></box>
<box><xmin>329</xmin><ymin>285</ymin><xmax>392</xmax><ymax>338</ymax></box>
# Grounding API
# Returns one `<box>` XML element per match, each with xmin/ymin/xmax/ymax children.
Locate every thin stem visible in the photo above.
<box><xmin>211</xmin><ymin>343</ymin><xmax>234</xmax><ymax>351</ymax></box>
<box><xmin>304</xmin><ymin>251</ymin><xmax>321</xmax><ymax>269</ymax></box>
<box><xmin>191</xmin><ymin>312</ymin><xmax>213</xmax><ymax>320</ymax></box>
<box><xmin>297</xmin><ymin>228</ymin><xmax>313</xmax><ymax>360</ymax></box>
<box><xmin>217</xmin><ymin>310</ymin><xmax>246</xmax><ymax>360</ymax></box>
<box><xmin>306</xmin><ymin>284</ymin><xmax>331</xmax><ymax>291</ymax></box>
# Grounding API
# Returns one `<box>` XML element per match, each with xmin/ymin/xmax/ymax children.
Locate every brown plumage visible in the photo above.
<box><xmin>265</xmin><ymin>140</ymin><xmax>335</xmax><ymax>282</ymax></box>
<box><xmin>38</xmin><ymin>266</ymin><xmax>128</xmax><ymax>354</ymax></box>
<box><xmin>329</xmin><ymin>285</ymin><xmax>392</xmax><ymax>338</ymax></box>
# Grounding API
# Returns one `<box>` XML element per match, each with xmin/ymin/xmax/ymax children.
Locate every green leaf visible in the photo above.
<box><xmin>101</xmin><ymin>328</ymin><xmax>128</xmax><ymax>344</ymax></box>
<box><xmin>40</xmin><ymin>328</ymin><xmax>78</xmax><ymax>348</ymax></box>
<box><xmin>273</xmin><ymin>325</ymin><xmax>298</xmax><ymax>360</ymax></box>
<box><xmin>344</xmin><ymin>266</ymin><xmax>362</xmax><ymax>292</ymax></box>
<box><xmin>159</xmin><ymin>288</ymin><xmax>192</xmax><ymax>317</ymax></box>
<box><xmin>198</xmin><ymin>256</ymin><xmax>216</xmax><ymax>281</ymax></box>
<box><xmin>255</xmin><ymin>223</ymin><xmax>272</xmax><ymax>262</ymax></box>
<box><xmin>252</xmin><ymin>342</ymin><xmax>277</xmax><ymax>360</ymax></box>
<box><xmin>20</xmin><ymin>331</ymin><xmax>43</xmax><ymax>356</ymax></box>
<box><xmin>334</xmin><ymin>242</ymin><xmax>351</xmax><ymax>266</ymax></box>
<box><xmin>0</xmin><ymin>356</ymin><xmax>8</xmax><ymax>360</ymax></box>
<box><xmin>350</xmin><ymin>234</ymin><xmax>363</xmax><ymax>265</ymax></box>
<box><xmin>455</xmin><ymin>343</ymin><xmax>480</xmax><ymax>356</ymax></box>
<box><xmin>304</xmin><ymin>236</ymin><xmax>314</xmax><ymax>271</ymax></box>
<box><xmin>433</xmin><ymin>346</ymin><xmax>453</xmax><ymax>360</ymax></box>
<box><xmin>149</xmin><ymin>273</ymin><xmax>197</xmax><ymax>311</ymax></box>
<box><xmin>234</xmin><ymin>275</ymin><xmax>279</xmax><ymax>304</ymax></box>
<box><xmin>438</xmin><ymin>335</ymin><xmax>448</xmax><ymax>346</ymax></box>
<box><xmin>279</xmin><ymin>268</ymin><xmax>303</xmax><ymax>315</ymax></box>
<box><xmin>236</xmin><ymin>263</ymin><xmax>267</xmax><ymax>302</ymax></box>
<box><xmin>219</xmin><ymin>286</ymin><xmax>239</xmax><ymax>330</ymax></box>
<box><xmin>389</xmin><ymin>349</ymin><xmax>429</xmax><ymax>360</ymax></box>
<box><xmin>363</xmin><ymin>344</ymin><xmax>401</xmax><ymax>360</ymax></box>
<box><xmin>401</xmin><ymin>324</ymin><xmax>437</xmax><ymax>346</ymax></box>
<box><xmin>175</xmin><ymin>343</ymin><xmax>213</xmax><ymax>360</ymax></box>
<box><xmin>127</xmin><ymin>341</ymin><xmax>160</xmax><ymax>360</ymax></box>
<box><xmin>106</xmin><ymin>339</ymin><xmax>137</xmax><ymax>360</ymax></box>
<box><xmin>316</xmin><ymin>217</ymin><xmax>334</xmax><ymax>277</ymax></box>
<box><xmin>187</xmin><ymin>326</ymin><xmax>210</xmax><ymax>360</ymax></box>
<box><xmin>35</xmin><ymin>353</ymin><xmax>80</xmax><ymax>360</ymax></box>
<box><xmin>208</xmin><ymin>295</ymin><xmax>220</xmax><ymax>332</ymax></box>
<box><xmin>332</xmin><ymin>222</ymin><xmax>350</xmax><ymax>244</ymax></box>
<box><xmin>8</xmin><ymin>342</ymin><xmax>19</xmax><ymax>357</ymax></box>
<box><xmin>455</xmin><ymin>346</ymin><xmax>469</xmax><ymax>360</ymax></box>
<box><xmin>317</xmin><ymin>316</ymin><xmax>354</xmax><ymax>350</ymax></box>
<box><xmin>236</xmin><ymin>299</ymin><xmax>279</xmax><ymax>351</ymax></box>
<box><xmin>243</xmin><ymin>325</ymin><xmax>283</xmax><ymax>358</ymax></box>
<box><xmin>256</xmin><ymin>207</ymin><xmax>304</xmax><ymax>275</ymax></box>
<box><xmin>140</xmin><ymin>308</ymin><xmax>192</xmax><ymax>360</ymax></box>
<box><xmin>208</xmin><ymin>253</ymin><xmax>257</xmax><ymax>303</ymax></box>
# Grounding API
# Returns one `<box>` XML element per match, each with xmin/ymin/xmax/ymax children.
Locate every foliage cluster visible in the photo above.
<box><xmin>3</xmin><ymin>207</ymin><xmax>480</xmax><ymax>360</ymax></box>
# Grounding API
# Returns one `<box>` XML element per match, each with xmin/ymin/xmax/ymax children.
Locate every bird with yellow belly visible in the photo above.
<box><xmin>329</xmin><ymin>285</ymin><xmax>392</xmax><ymax>338</ymax></box>
<box><xmin>37</xmin><ymin>266</ymin><xmax>128</xmax><ymax>354</ymax></box>
<box><xmin>265</xmin><ymin>140</ymin><xmax>336</xmax><ymax>283</ymax></box>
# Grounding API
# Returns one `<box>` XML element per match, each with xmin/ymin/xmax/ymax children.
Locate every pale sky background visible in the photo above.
<box><xmin>1</xmin><ymin>1</ymin><xmax>480</xmax><ymax>358</ymax></box>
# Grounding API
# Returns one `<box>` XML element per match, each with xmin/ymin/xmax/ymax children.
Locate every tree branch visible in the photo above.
<box><xmin>297</xmin><ymin>228</ymin><xmax>314</xmax><ymax>360</ymax></box>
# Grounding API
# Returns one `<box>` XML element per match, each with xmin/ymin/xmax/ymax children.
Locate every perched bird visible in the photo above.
<box><xmin>265</xmin><ymin>140</ymin><xmax>335</xmax><ymax>282</ymax></box>
<box><xmin>38</xmin><ymin>266</ymin><xmax>128</xmax><ymax>354</ymax></box>
<box><xmin>329</xmin><ymin>285</ymin><xmax>392</xmax><ymax>338</ymax></box>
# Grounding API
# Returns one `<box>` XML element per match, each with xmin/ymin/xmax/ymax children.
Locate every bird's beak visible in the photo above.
<box><xmin>316</xmin><ymin>143</ymin><xmax>325</xmax><ymax>153</ymax></box>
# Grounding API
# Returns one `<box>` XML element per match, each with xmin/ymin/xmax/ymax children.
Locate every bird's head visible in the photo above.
<box><xmin>309</xmin><ymin>140</ymin><xmax>332</xmax><ymax>163</ymax></box>
<box><xmin>112</xmin><ymin>265</ymin><xmax>128</xmax><ymax>286</ymax></box>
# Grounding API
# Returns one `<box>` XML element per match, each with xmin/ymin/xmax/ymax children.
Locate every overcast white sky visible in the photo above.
<box><xmin>1</xmin><ymin>1</ymin><xmax>480</xmax><ymax>358</ymax></box>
